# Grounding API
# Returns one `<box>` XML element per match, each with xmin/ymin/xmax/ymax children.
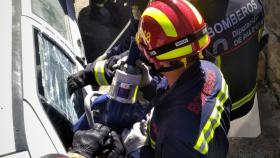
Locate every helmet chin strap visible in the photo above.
<box><xmin>158</xmin><ymin>61</ymin><xmax>184</xmax><ymax>72</ymax></box>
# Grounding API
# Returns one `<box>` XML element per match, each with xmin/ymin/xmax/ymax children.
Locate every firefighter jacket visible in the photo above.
<box><xmin>140</xmin><ymin>60</ymin><xmax>231</xmax><ymax>158</ymax></box>
<box><xmin>79</xmin><ymin>1</ymin><xmax>131</xmax><ymax>62</ymax></box>
<box><xmin>191</xmin><ymin>0</ymin><xmax>267</xmax><ymax>120</ymax></box>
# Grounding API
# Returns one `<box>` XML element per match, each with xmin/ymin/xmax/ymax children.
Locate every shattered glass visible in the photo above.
<box><xmin>38</xmin><ymin>33</ymin><xmax>78</xmax><ymax>124</ymax></box>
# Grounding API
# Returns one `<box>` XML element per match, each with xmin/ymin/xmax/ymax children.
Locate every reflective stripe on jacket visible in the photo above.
<box><xmin>143</xmin><ymin>60</ymin><xmax>231</xmax><ymax>158</ymax></box>
<box><xmin>191</xmin><ymin>0</ymin><xmax>265</xmax><ymax>120</ymax></box>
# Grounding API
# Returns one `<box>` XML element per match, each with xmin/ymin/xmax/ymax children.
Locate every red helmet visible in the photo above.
<box><xmin>136</xmin><ymin>0</ymin><xmax>210</xmax><ymax>62</ymax></box>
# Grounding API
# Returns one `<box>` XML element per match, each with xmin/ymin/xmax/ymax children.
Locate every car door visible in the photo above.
<box><xmin>20</xmin><ymin>0</ymin><xmax>87</xmax><ymax>157</ymax></box>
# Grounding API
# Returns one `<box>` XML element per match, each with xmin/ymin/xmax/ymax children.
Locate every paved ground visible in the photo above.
<box><xmin>74</xmin><ymin>1</ymin><xmax>280</xmax><ymax>157</ymax></box>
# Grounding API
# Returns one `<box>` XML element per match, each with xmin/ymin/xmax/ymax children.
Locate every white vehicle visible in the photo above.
<box><xmin>0</xmin><ymin>0</ymin><xmax>90</xmax><ymax>157</ymax></box>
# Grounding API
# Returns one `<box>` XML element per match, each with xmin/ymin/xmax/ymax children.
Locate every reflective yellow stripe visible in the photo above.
<box><xmin>147</xmin><ymin>120</ymin><xmax>156</xmax><ymax>149</ymax></box>
<box><xmin>258</xmin><ymin>27</ymin><xmax>264</xmax><ymax>43</ymax></box>
<box><xmin>155</xmin><ymin>32</ymin><xmax>208</xmax><ymax>61</ymax></box>
<box><xmin>232</xmin><ymin>85</ymin><xmax>256</xmax><ymax>111</ymax></box>
<box><xmin>147</xmin><ymin>109</ymin><xmax>156</xmax><ymax>149</ymax></box>
<box><xmin>132</xmin><ymin>85</ymin><xmax>139</xmax><ymax>104</ymax></box>
<box><xmin>215</xmin><ymin>55</ymin><xmax>222</xmax><ymax>69</ymax></box>
<box><xmin>181</xmin><ymin>0</ymin><xmax>203</xmax><ymax>24</ymax></box>
<box><xmin>198</xmin><ymin>51</ymin><xmax>204</xmax><ymax>60</ymax></box>
<box><xmin>135</xmin><ymin>33</ymin><xmax>140</xmax><ymax>45</ymax></box>
<box><xmin>205</xmin><ymin>108</ymin><xmax>220</xmax><ymax>142</ymax></box>
<box><xmin>194</xmin><ymin>78</ymin><xmax>229</xmax><ymax>155</ymax></box>
<box><xmin>205</xmin><ymin>82</ymin><xmax>229</xmax><ymax>144</ymax></box>
<box><xmin>142</xmin><ymin>7</ymin><xmax>177</xmax><ymax>37</ymax></box>
<box><xmin>195</xmin><ymin>126</ymin><xmax>209</xmax><ymax>154</ymax></box>
<box><xmin>94</xmin><ymin>60</ymin><xmax>109</xmax><ymax>85</ymax></box>
<box><xmin>198</xmin><ymin>34</ymin><xmax>210</xmax><ymax>49</ymax></box>
<box><xmin>156</xmin><ymin>44</ymin><xmax>193</xmax><ymax>60</ymax></box>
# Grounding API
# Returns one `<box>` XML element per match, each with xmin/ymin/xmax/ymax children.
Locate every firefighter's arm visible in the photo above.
<box><xmin>135</xmin><ymin>60</ymin><xmax>168</xmax><ymax>102</ymax></box>
<box><xmin>67</xmin><ymin>52</ymin><xmax>128</xmax><ymax>95</ymax></box>
<box><xmin>66</xmin><ymin>60</ymin><xmax>110</xmax><ymax>95</ymax></box>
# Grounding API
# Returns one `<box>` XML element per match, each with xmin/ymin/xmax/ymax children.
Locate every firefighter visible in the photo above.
<box><xmin>96</xmin><ymin>0</ymin><xmax>150</xmax><ymax>60</ymax></box>
<box><xmin>67</xmin><ymin>0</ymin><xmax>231</xmax><ymax>157</ymax></box>
<box><xmin>67</xmin><ymin>0</ymin><xmax>167</xmax><ymax>136</ymax></box>
<box><xmin>75</xmin><ymin>0</ymin><xmax>268</xmax><ymax>121</ymax></box>
<box><xmin>189</xmin><ymin>0</ymin><xmax>268</xmax><ymax>120</ymax></box>
<box><xmin>78</xmin><ymin>0</ymin><xmax>130</xmax><ymax>62</ymax></box>
<box><xmin>120</xmin><ymin>0</ymin><xmax>232</xmax><ymax>157</ymax></box>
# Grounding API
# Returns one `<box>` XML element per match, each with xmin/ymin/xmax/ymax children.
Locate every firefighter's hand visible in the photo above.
<box><xmin>67</xmin><ymin>63</ymin><xmax>97</xmax><ymax>95</ymax></box>
<box><xmin>69</xmin><ymin>123</ymin><xmax>110</xmax><ymax>158</ymax></box>
<box><xmin>121</xmin><ymin>121</ymin><xmax>148</xmax><ymax>155</ymax></box>
<box><xmin>105</xmin><ymin>55</ymin><xmax>123</xmax><ymax>79</ymax></box>
<box><xmin>112</xmin><ymin>55</ymin><xmax>128</xmax><ymax>70</ymax></box>
<box><xmin>135</xmin><ymin>60</ymin><xmax>152</xmax><ymax>87</ymax></box>
<box><xmin>67</xmin><ymin>70</ymin><xmax>87</xmax><ymax>95</ymax></box>
<box><xmin>106</xmin><ymin>51</ymin><xmax>129</xmax><ymax>70</ymax></box>
<box><xmin>104</xmin><ymin>131</ymin><xmax>125</xmax><ymax>158</ymax></box>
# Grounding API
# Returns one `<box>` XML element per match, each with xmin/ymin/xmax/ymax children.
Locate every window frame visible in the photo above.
<box><xmin>34</xmin><ymin>28</ymin><xmax>84</xmax><ymax>124</ymax></box>
<box><xmin>21</xmin><ymin>12</ymin><xmax>86</xmax><ymax>153</ymax></box>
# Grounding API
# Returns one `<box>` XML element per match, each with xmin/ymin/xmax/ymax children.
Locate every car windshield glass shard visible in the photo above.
<box><xmin>32</xmin><ymin>0</ymin><xmax>69</xmax><ymax>40</ymax></box>
<box><xmin>38</xmin><ymin>33</ymin><xmax>78</xmax><ymax>124</ymax></box>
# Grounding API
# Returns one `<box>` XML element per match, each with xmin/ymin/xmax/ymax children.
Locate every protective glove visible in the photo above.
<box><xmin>121</xmin><ymin>120</ymin><xmax>148</xmax><ymax>156</ymax></box>
<box><xmin>69</xmin><ymin>123</ymin><xmax>110</xmax><ymax>158</ymax></box>
<box><xmin>67</xmin><ymin>70</ymin><xmax>92</xmax><ymax>95</ymax></box>
<box><xmin>67</xmin><ymin>55</ymin><xmax>121</xmax><ymax>95</ymax></box>
<box><xmin>112</xmin><ymin>55</ymin><xmax>128</xmax><ymax>70</ymax></box>
<box><xmin>135</xmin><ymin>60</ymin><xmax>152</xmax><ymax>87</ymax></box>
<box><xmin>104</xmin><ymin>131</ymin><xmax>125</xmax><ymax>158</ymax></box>
<box><xmin>105</xmin><ymin>52</ymin><xmax>128</xmax><ymax>78</ymax></box>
